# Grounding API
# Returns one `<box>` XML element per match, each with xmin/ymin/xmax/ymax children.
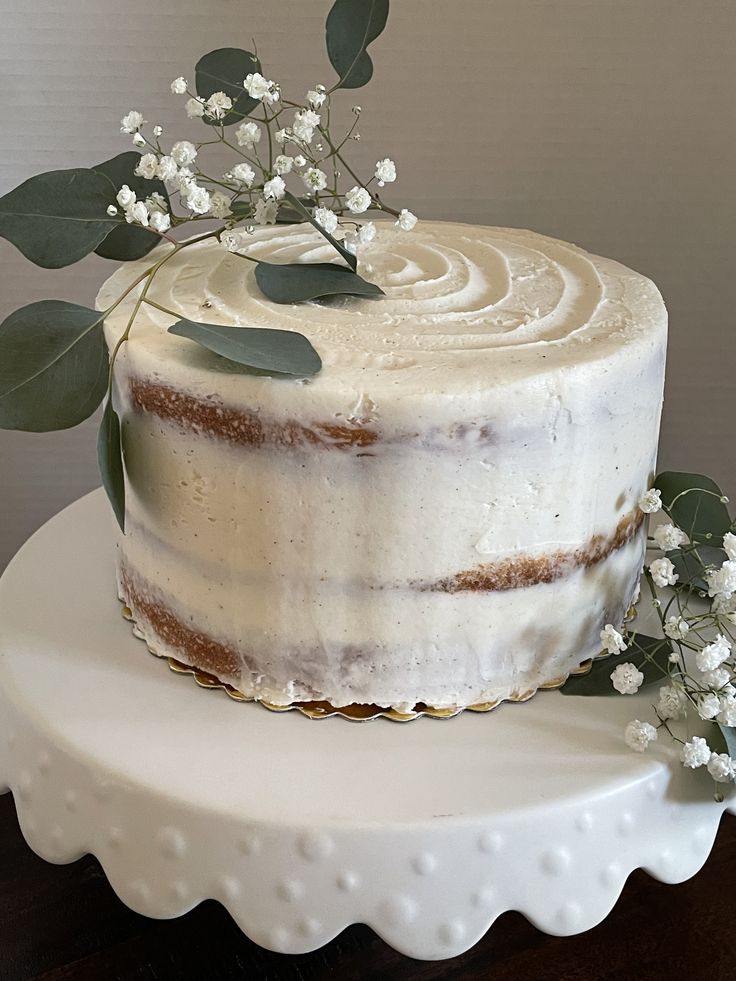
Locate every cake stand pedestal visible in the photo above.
<box><xmin>0</xmin><ymin>491</ymin><xmax>733</xmax><ymax>961</ymax></box>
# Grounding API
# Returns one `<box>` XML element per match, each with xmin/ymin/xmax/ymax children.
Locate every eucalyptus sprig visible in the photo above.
<box><xmin>562</xmin><ymin>471</ymin><xmax>736</xmax><ymax>800</ymax></box>
<box><xmin>0</xmin><ymin>0</ymin><xmax>412</xmax><ymax>530</ymax></box>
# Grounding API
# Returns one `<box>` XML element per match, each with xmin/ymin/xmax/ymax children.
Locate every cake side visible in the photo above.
<box><xmin>100</xmin><ymin>221</ymin><xmax>667</xmax><ymax>711</ymax></box>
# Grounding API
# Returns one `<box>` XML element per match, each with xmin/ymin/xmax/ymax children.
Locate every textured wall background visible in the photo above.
<box><xmin>1</xmin><ymin>0</ymin><xmax>734</xmax><ymax>569</ymax></box>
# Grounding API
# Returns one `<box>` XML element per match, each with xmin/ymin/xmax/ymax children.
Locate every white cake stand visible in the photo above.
<box><xmin>0</xmin><ymin>491</ymin><xmax>733</xmax><ymax>961</ymax></box>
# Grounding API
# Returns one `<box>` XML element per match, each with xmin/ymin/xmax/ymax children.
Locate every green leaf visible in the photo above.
<box><xmin>0</xmin><ymin>300</ymin><xmax>108</xmax><ymax>431</ymax></box>
<box><xmin>715</xmin><ymin>723</ymin><xmax>736</xmax><ymax>758</ymax></box>
<box><xmin>326</xmin><ymin>0</ymin><xmax>390</xmax><ymax>89</ymax></box>
<box><xmin>654</xmin><ymin>471</ymin><xmax>732</xmax><ymax>546</ymax></box>
<box><xmin>168</xmin><ymin>319</ymin><xmax>321</xmax><ymax>377</ymax></box>
<box><xmin>669</xmin><ymin>544</ymin><xmax>728</xmax><ymax>593</ymax></box>
<box><xmin>92</xmin><ymin>152</ymin><xmax>169</xmax><ymax>261</ymax></box>
<box><xmin>195</xmin><ymin>48</ymin><xmax>262</xmax><ymax>125</ymax></box>
<box><xmin>255</xmin><ymin>261</ymin><xmax>383</xmax><ymax>304</ymax></box>
<box><xmin>560</xmin><ymin>633</ymin><xmax>672</xmax><ymax>696</ymax></box>
<box><xmin>283</xmin><ymin>191</ymin><xmax>357</xmax><ymax>270</ymax></box>
<box><xmin>0</xmin><ymin>168</ymin><xmax>118</xmax><ymax>268</ymax></box>
<box><xmin>97</xmin><ymin>398</ymin><xmax>125</xmax><ymax>531</ymax></box>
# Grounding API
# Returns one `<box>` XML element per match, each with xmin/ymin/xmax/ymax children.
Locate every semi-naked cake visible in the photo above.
<box><xmin>97</xmin><ymin>220</ymin><xmax>667</xmax><ymax>713</ymax></box>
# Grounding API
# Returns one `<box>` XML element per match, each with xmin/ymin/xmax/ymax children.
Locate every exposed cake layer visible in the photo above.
<box><xmin>119</xmin><ymin>527</ymin><xmax>643</xmax><ymax>710</ymax></box>
<box><xmin>98</xmin><ymin>221</ymin><xmax>667</xmax><ymax>710</ymax></box>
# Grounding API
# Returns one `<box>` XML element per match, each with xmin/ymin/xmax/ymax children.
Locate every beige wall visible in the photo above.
<box><xmin>1</xmin><ymin>0</ymin><xmax>734</xmax><ymax>569</ymax></box>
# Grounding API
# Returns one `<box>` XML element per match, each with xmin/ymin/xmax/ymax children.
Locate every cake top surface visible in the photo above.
<box><xmin>98</xmin><ymin>220</ymin><xmax>667</xmax><ymax>398</ymax></box>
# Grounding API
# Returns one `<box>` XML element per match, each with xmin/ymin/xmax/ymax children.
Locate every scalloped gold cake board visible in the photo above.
<box><xmin>121</xmin><ymin>603</ymin><xmax>631</xmax><ymax>722</ymax></box>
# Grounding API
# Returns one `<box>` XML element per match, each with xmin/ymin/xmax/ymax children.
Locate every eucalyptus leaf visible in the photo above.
<box><xmin>97</xmin><ymin>398</ymin><xmax>125</xmax><ymax>531</ymax></box>
<box><xmin>255</xmin><ymin>261</ymin><xmax>383</xmax><ymax>303</ymax></box>
<box><xmin>560</xmin><ymin>633</ymin><xmax>671</xmax><ymax>696</ymax></box>
<box><xmin>716</xmin><ymin>723</ymin><xmax>736</xmax><ymax>759</ymax></box>
<box><xmin>92</xmin><ymin>152</ymin><xmax>169</xmax><ymax>261</ymax></box>
<box><xmin>669</xmin><ymin>544</ymin><xmax>728</xmax><ymax>593</ymax></box>
<box><xmin>283</xmin><ymin>191</ymin><xmax>357</xmax><ymax>270</ymax></box>
<box><xmin>654</xmin><ymin>471</ymin><xmax>732</xmax><ymax>546</ymax></box>
<box><xmin>168</xmin><ymin>319</ymin><xmax>321</xmax><ymax>377</ymax></box>
<box><xmin>0</xmin><ymin>168</ymin><xmax>118</xmax><ymax>268</ymax></box>
<box><xmin>195</xmin><ymin>48</ymin><xmax>262</xmax><ymax>125</ymax></box>
<box><xmin>326</xmin><ymin>0</ymin><xmax>390</xmax><ymax>89</ymax></box>
<box><xmin>0</xmin><ymin>300</ymin><xmax>108</xmax><ymax>431</ymax></box>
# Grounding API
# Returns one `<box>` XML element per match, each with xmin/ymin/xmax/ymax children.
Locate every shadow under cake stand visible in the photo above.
<box><xmin>0</xmin><ymin>490</ymin><xmax>733</xmax><ymax>961</ymax></box>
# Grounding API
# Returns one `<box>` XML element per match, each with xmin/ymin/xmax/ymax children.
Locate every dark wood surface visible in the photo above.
<box><xmin>0</xmin><ymin>791</ymin><xmax>734</xmax><ymax>981</ymax></box>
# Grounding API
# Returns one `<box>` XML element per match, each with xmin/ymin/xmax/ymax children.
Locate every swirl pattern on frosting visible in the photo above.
<box><xmin>99</xmin><ymin>221</ymin><xmax>666</xmax><ymax>395</ymax></box>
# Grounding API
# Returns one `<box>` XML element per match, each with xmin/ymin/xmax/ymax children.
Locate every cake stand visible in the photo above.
<box><xmin>0</xmin><ymin>491</ymin><xmax>733</xmax><ymax>961</ymax></box>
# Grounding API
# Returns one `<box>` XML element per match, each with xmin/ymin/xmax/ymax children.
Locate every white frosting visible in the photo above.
<box><xmin>98</xmin><ymin>221</ymin><xmax>667</xmax><ymax>709</ymax></box>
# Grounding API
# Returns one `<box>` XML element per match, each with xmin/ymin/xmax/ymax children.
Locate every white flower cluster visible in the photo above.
<box><xmin>114</xmin><ymin>184</ymin><xmax>171</xmax><ymax>233</ymax></box>
<box><xmin>614</xmin><ymin>489</ymin><xmax>736</xmax><ymax>792</ymax></box>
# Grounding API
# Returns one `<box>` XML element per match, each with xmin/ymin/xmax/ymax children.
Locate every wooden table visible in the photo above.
<box><xmin>1</xmin><ymin>793</ymin><xmax>734</xmax><ymax>980</ymax></box>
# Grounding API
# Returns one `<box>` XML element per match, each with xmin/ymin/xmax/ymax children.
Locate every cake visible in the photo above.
<box><xmin>96</xmin><ymin>220</ymin><xmax>667</xmax><ymax>713</ymax></box>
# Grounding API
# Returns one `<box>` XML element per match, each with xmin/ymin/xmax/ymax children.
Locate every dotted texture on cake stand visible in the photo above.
<box><xmin>0</xmin><ymin>491</ymin><xmax>733</xmax><ymax>962</ymax></box>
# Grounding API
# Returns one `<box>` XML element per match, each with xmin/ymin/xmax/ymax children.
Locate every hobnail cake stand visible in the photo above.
<box><xmin>0</xmin><ymin>491</ymin><xmax>733</xmax><ymax>961</ymax></box>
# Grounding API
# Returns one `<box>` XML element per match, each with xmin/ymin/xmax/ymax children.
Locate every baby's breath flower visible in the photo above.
<box><xmin>116</xmin><ymin>184</ymin><xmax>136</xmax><ymax>209</ymax></box>
<box><xmin>345</xmin><ymin>186</ymin><xmax>371</xmax><ymax>214</ymax></box>
<box><xmin>185</xmin><ymin>97</ymin><xmax>205</xmax><ymax>118</ymax></box>
<box><xmin>652</xmin><ymin>522</ymin><xmax>688</xmax><ymax>551</ymax></box>
<box><xmin>724</xmin><ymin>532</ymin><xmax>736</xmax><ymax>561</ymax></box>
<box><xmin>649</xmin><ymin>557</ymin><xmax>678</xmax><ymax>588</ymax></box>
<box><xmin>125</xmin><ymin>200</ymin><xmax>149</xmax><ymax>226</ymax></box>
<box><xmin>293</xmin><ymin>155</ymin><xmax>307</xmax><ymax>168</ymax></box>
<box><xmin>134</xmin><ymin>153</ymin><xmax>158</xmax><ymax>180</ymax></box>
<box><xmin>235</xmin><ymin>121</ymin><xmax>261</xmax><ymax>148</ymax></box>
<box><xmin>718</xmin><ymin>693</ymin><xmax>736</xmax><ymax>726</ymax></box>
<box><xmin>292</xmin><ymin>109</ymin><xmax>320</xmax><ymax>144</ymax></box>
<box><xmin>307</xmin><ymin>87</ymin><xmax>327</xmax><ymax>109</ymax></box>
<box><xmin>600</xmin><ymin>623</ymin><xmax>627</xmax><ymax>655</ymax></box>
<box><xmin>696</xmin><ymin>692</ymin><xmax>721</xmax><ymax>720</ymax></box>
<box><xmin>624</xmin><ymin>720</ymin><xmax>657</xmax><ymax>753</ymax></box>
<box><xmin>638</xmin><ymin>488</ymin><xmax>662</xmax><ymax>514</ymax></box>
<box><xmin>209</xmin><ymin>191</ymin><xmax>232</xmax><ymax>219</ymax></box>
<box><xmin>273</xmin><ymin>154</ymin><xmax>293</xmax><ymax>176</ymax></box>
<box><xmin>707</xmin><ymin>752</ymin><xmax>736</xmax><ymax>783</ymax></box>
<box><xmin>358</xmin><ymin>221</ymin><xmax>376</xmax><ymax>245</ymax></box>
<box><xmin>156</xmin><ymin>156</ymin><xmax>178</xmax><ymax>182</ymax></box>
<box><xmin>170</xmin><ymin>76</ymin><xmax>188</xmax><ymax>95</ymax></box>
<box><xmin>149</xmin><ymin>210</ymin><xmax>171</xmax><ymax>233</ymax></box>
<box><xmin>183</xmin><ymin>183</ymin><xmax>211</xmax><ymax>215</ymax></box>
<box><xmin>244</xmin><ymin>72</ymin><xmax>279</xmax><ymax>103</ymax></box>
<box><xmin>145</xmin><ymin>192</ymin><xmax>167</xmax><ymax>213</ymax></box>
<box><xmin>313</xmin><ymin>207</ymin><xmax>339</xmax><ymax>234</ymax></box>
<box><xmin>171</xmin><ymin>140</ymin><xmax>197</xmax><ymax>166</ymax></box>
<box><xmin>106</xmin><ymin>205</ymin><xmax>117</xmax><ymax>216</ymax></box>
<box><xmin>701</xmin><ymin>667</ymin><xmax>732</xmax><ymax>690</ymax></box>
<box><xmin>228</xmin><ymin>162</ymin><xmax>255</xmax><ymax>187</ymax></box>
<box><xmin>263</xmin><ymin>176</ymin><xmax>286</xmax><ymax>201</ymax></box>
<box><xmin>175</xmin><ymin>168</ymin><xmax>195</xmax><ymax>193</ymax></box>
<box><xmin>611</xmin><ymin>662</ymin><xmax>643</xmax><ymax>695</ymax></box>
<box><xmin>707</xmin><ymin>559</ymin><xmax>736</xmax><ymax>601</ymax></box>
<box><xmin>205</xmin><ymin>91</ymin><xmax>233</xmax><ymax>119</ymax></box>
<box><xmin>656</xmin><ymin>685</ymin><xmax>687</xmax><ymax>720</ymax></box>
<box><xmin>680</xmin><ymin>737</ymin><xmax>711</xmax><ymax>769</ymax></box>
<box><xmin>302</xmin><ymin>167</ymin><xmax>328</xmax><ymax>192</ymax></box>
<box><xmin>664</xmin><ymin>615</ymin><xmax>689</xmax><ymax>640</ymax></box>
<box><xmin>132</xmin><ymin>133</ymin><xmax>147</xmax><ymax>148</ymax></box>
<box><xmin>374</xmin><ymin>158</ymin><xmax>396</xmax><ymax>185</ymax></box>
<box><xmin>275</xmin><ymin>128</ymin><xmax>289</xmax><ymax>145</ymax></box>
<box><xmin>396</xmin><ymin>208</ymin><xmax>417</xmax><ymax>231</ymax></box>
<box><xmin>120</xmin><ymin>110</ymin><xmax>145</xmax><ymax>134</ymax></box>
<box><xmin>696</xmin><ymin>633</ymin><xmax>732</xmax><ymax>672</ymax></box>
<box><xmin>153</xmin><ymin>125</ymin><xmax>163</xmax><ymax>138</ymax></box>
<box><xmin>220</xmin><ymin>228</ymin><xmax>246</xmax><ymax>252</ymax></box>
<box><xmin>254</xmin><ymin>197</ymin><xmax>278</xmax><ymax>225</ymax></box>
